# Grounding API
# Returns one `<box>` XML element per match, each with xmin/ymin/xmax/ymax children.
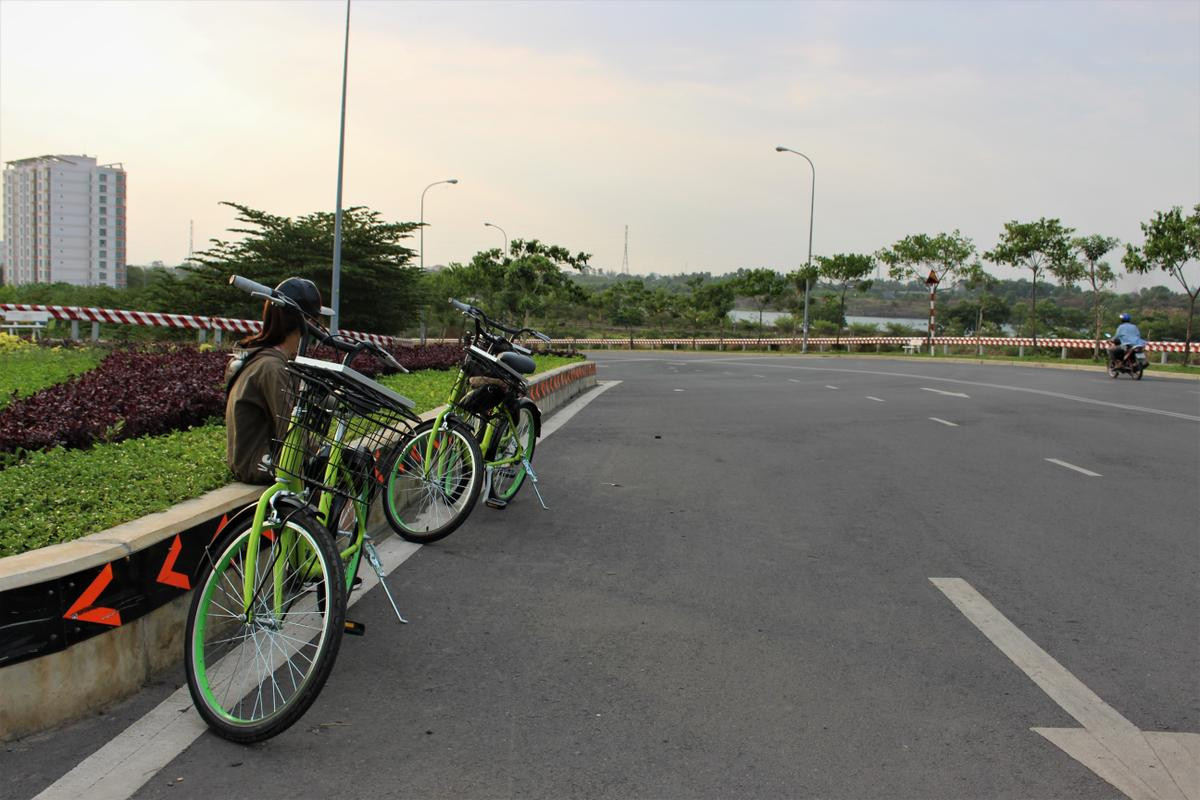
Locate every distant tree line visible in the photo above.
<box><xmin>1</xmin><ymin>203</ymin><xmax>1195</xmax><ymax>363</ymax></box>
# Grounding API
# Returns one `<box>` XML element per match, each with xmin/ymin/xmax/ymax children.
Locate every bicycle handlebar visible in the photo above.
<box><xmin>447</xmin><ymin>298</ymin><xmax>551</xmax><ymax>344</ymax></box>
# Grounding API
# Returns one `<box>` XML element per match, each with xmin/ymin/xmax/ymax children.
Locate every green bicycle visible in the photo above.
<box><xmin>184</xmin><ymin>275</ymin><xmax>438</xmax><ymax>743</ymax></box>
<box><xmin>381</xmin><ymin>299</ymin><xmax>549</xmax><ymax>546</ymax></box>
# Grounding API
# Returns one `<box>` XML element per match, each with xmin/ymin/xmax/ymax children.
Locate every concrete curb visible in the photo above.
<box><xmin>0</xmin><ymin>360</ymin><xmax>596</xmax><ymax>740</ymax></box>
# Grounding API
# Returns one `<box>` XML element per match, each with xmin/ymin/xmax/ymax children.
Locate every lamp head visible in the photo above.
<box><xmin>775</xmin><ymin>146</ymin><xmax>788</xmax><ymax>152</ymax></box>
<box><xmin>447</xmin><ymin>178</ymin><xmax>459</xmax><ymax>184</ymax></box>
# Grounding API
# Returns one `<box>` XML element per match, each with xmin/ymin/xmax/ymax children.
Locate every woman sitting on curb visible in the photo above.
<box><xmin>224</xmin><ymin>278</ymin><xmax>326</xmax><ymax>484</ymax></box>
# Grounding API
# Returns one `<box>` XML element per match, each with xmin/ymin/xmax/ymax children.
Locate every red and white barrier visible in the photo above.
<box><xmin>3</xmin><ymin>302</ymin><xmax>1194</xmax><ymax>353</ymax></box>
<box><xmin>1</xmin><ymin>302</ymin><xmax>400</xmax><ymax>346</ymax></box>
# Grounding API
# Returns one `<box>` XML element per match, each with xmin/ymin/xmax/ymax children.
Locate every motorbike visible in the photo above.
<box><xmin>1104</xmin><ymin>335</ymin><xmax>1147</xmax><ymax>380</ymax></box>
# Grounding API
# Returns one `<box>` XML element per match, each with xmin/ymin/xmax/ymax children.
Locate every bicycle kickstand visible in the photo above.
<box><xmin>363</xmin><ymin>538</ymin><xmax>408</xmax><ymax>624</ymax></box>
<box><xmin>523</xmin><ymin>458</ymin><xmax>549</xmax><ymax>510</ymax></box>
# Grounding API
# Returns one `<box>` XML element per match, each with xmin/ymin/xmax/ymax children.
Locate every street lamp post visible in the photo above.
<box><xmin>330</xmin><ymin>0</ymin><xmax>352</xmax><ymax>334</ymax></box>
<box><xmin>419</xmin><ymin>178</ymin><xmax>458</xmax><ymax>271</ymax></box>
<box><xmin>484</xmin><ymin>222</ymin><xmax>508</xmax><ymax>256</ymax></box>
<box><xmin>775</xmin><ymin>145</ymin><xmax>815</xmax><ymax>354</ymax></box>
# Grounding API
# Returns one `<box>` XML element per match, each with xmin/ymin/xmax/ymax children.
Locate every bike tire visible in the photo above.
<box><xmin>381</xmin><ymin>417</ymin><xmax>484</xmax><ymax>544</ymax></box>
<box><xmin>490</xmin><ymin>404</ymin><xmax>537</xmax><ymax>503</ymax></box>
<box><xmin>184</xmin><ymin>507</ymin><xmax>346</xmax><ymax>743</ymax></box>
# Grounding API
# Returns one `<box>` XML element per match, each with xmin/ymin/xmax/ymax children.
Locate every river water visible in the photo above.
<box><xmin>728</xmin><ymin>309</ymin><xmax>927</xmax><ymax>330</ymax></box>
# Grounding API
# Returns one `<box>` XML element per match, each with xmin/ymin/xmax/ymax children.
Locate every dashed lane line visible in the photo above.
<box><xmin>699</xmin><ymin>360</ymin><xmax>1200</xmax><ymax>422</ymax></box>
<box><xmin>929</xmin><ymin>417</ymin><xmax>959</xmax><ymax>427</ymax></box>
<box><xmin>866</xmin><ymin>396</ymin><xmax>885</xmax><ymax>402</ymax></box>
<box><xmin>921</xmin><ymin>387</ymin><xmax>970</xmax><ymax>398</ymax></box>
<box><xmin>1044</xmin><ymin>458</ymin><xmax>1102</xmax><ymax>477</ymax></box>
<box><xmin>824</xmin><ymin>385</ymin><xmax>839</xmax><ymax>390</ymax></box>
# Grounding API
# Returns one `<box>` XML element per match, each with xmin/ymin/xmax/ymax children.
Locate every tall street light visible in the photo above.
<box><xmin>419</xmin><ymin>178</ymin><xmax>458</xmax><ymax>270</ymax></box>
<box><xmin>330</xmin><ymin>0</ymin><xmax>352</xmax><ymax>334</ymax></box>
<box><xmin>775</xmin><ymin>145</ymin><xmax>815</xmax><ymax>354</ymax></box>
<box><xmin>484</xmin><ymin>222</ymin><xmax>508</xmax><ymax>256</ymax></box>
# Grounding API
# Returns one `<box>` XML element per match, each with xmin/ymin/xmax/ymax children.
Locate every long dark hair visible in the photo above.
<box><xmin>238</xmin><ymin>301</ymin><xmax>303</xmax><ymax>348</ymax></box>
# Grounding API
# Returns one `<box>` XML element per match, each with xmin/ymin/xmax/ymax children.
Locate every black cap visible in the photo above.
<box><xmin>275</xmin><ymin>278</ymin><xmax>325</xmax><ymax>319</ymax></box>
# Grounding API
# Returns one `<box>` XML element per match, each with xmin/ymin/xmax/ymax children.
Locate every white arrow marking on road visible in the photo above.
<box><xmin>1045</xmin><ymin>458</ymin><xmax>1102</xmax><ymax>477</ymax></box>
<box><xmin>931</xmin><ymin>578</ymin><xmax>1199</xmax><ymax>800</ymax></box>
<box><xmin>866</xmin><ymin>396</ymin><xmax>885</xmax><ymax>402</ymax></box>
<box><xmin>929</xmin><ymin>417</ymin><xmax>959</xmax><ymax>427</ymax></box>
<box><xmin>921</xmin><ymin>387</ymin><xmax>970</xmax><ymax>398</ymax></box>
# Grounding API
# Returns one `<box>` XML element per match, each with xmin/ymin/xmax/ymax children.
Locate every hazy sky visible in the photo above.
<box><xmin>1</xmin><ymin>0</ymin><xmax>1197</xmax><ymax>291</ymax></box>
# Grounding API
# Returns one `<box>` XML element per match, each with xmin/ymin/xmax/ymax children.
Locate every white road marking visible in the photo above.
<box><xmin>753</xmin><ymin>374</ymin><xmax>766</xmax><ymax>378</ymax></box>
<box><xmin>699</xmin><ymin>359</ymin><xmax>1200</xmax><ymax>422</ymax></box>
<box><xmin>931</xmin><ymin>578</ymin><xmax>1198</xmax><ymax>800</ymax></box>
<box><xmin>667</xmin><ymin>362</ymin><xmax>688</xmax><ymax>366</ymax></box>
<box><xmin>539</xmin><ymin>380</ymin><xmax>622</xmax><ymax>439</ymax></box>
<box><xmin>929</xmin><ymin>417</ymin><xmax>959</xmax><ymax>427</ymax></box>
<box><xmin>33</xmin><ymin>536</ymin><xmax>422</xmax><ymax>800</ymax></box>
<box><xmin>788</xmin><ymin>379</ymin><xmax>803</xmax><ymax>384</ymax></box>
<box><xmin>824</xmin><ymin>385</ymin><xmax>839</xmax><ymax>390</ymax></box>
<box><xmin>1045</xmin><ymin>458</ymin><xmax>1102</xmax><ymax>477</ymax></box>
<box><xmin>866</xmin><ymin>396</ymin><xmax>885</xmax><ymax>402</ymax></box>
<box><xmin>922</xmin><ymin>387</ymin><xmax>970</xmax><ymax>398</ymax></box>
<box><xmin>34</xmin><ymin>381</ymin><xmax>620</xmax><ymax>800</ymax></box>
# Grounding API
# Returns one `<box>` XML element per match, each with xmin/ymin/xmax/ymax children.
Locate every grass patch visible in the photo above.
<box><xmin>0</xmin><ymin>355</ymin><xmax>584</xmax><ymax>557</ymax></box>
<box><xmin>0</xmin><ymin>424</ymin><xmax>230</xmax><ymax>558</ymax></box>
<box><xmin>0</xmin><ymin>347</ymin><xmax>104</xmax><ymax>410</ymax></box>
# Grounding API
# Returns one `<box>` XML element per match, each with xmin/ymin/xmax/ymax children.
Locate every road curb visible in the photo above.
<box><xmin>0</xmin><ymin>360</ymin><xmax>596</xmax><ymax>741</ymax></box>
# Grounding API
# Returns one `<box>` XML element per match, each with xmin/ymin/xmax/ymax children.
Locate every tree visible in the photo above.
<box><xmin>956</xmin><ymin>262</ymin><xmax>1002</xmax><ymax>353</ymax></box>
<box><xmin>185</xmin><ymin>202</ymin><xmax>422</xmax><ymax>333</ymax></box>
<box><xmin>876</xmin><ymin>230</ymin><xmax>976</xmax><ymax>345</ymax></box>
<box><xmin>785</xmin><ymin>264</ymin><xmax>820</xmax><ymax>339</ymax></box>
<box><xmin>817</xmin><ymin>253</ymin><xmax>874</xmax><ymax>344</ymax></box>
<box><xmin>680</xmin><ymin>276</ymin><xmax>735</xmax><ymax>341</ymax></box>
<box><xmin>599</xmin><ymin>279</ymin><xmax>649</xmax><ymax>345</ymax></box>
<box><xmin>984</xmin><ymin>218</ymin><xmax>1075</xmax><ymax>346</ymax></box>
<box><xmin>1124</xmin><ymin>205</ymin><xmax>1200</xmax><ymax>365</ymax></box>
<box><xmin>734</xmin><ymin>268</ymin><xmax>789</xmax><ymax>340</ymax></box>
<box><xmin>434</xmin><ymin>238</ymin><xmax>589</xmax><ymax>329</ymax></box>
<box><xmin>1072</xmin><ymin>235</ymin><xmax>1120</xmax><ymax>359</ymax></box>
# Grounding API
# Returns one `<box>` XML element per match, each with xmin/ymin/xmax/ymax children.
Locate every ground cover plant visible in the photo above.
<box><xmin>0</xmin><ymin>354</ymin><xmax>583</xmax><ymax>557</ymax></box>
<box><xmin>0</xmin><ymin>335</ymin><xmax>103</xmax><ymax>412</ymax></box>
<box><xmin>0</xmin><ymin>348</ymin><xmax>227</xmax><ymax>456</ymax></box>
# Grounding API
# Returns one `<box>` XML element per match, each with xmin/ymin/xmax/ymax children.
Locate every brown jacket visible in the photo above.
<box><xmin>224</xmin><ymin>347</ymin><xmax>293</xmax><ymax>484</ymax></box>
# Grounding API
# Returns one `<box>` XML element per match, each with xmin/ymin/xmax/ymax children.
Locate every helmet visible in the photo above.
<box><xmin>1120</xmin><ymin>313</ymin><xmax>1131</xmax><ymax>323</ymax></box>
<box><xmin>274</xmin><ymin>278</ymin><xmax>325</xmax><ymax>319</ymax></box>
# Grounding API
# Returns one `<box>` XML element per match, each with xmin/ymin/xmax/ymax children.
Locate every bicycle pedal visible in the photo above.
<box><xmin>344</xmin><ymin>620</ymin><xmax>367</xmax><ymax>636</ymax></box>
<box><xmin>485</xmin><ymin>496</ymin><xmax>509</xmax><ymax>510</ymax></box>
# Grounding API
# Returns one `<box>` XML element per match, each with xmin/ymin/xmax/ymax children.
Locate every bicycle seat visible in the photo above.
<box><xmin>499</xmin><ymin>351</ymin><xmax>536</xmax><ymax>375</ymax></box>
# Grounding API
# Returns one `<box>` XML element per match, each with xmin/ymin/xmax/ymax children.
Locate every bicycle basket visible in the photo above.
<box><xmin>462</xmin><ymin>346</ymin><xmax>526</xmax><ymax>389</ymax></box>
<box><xmin>272</xmin><ymin>357</ymin><xmax>420</xmax><ymax>498</ymax></box>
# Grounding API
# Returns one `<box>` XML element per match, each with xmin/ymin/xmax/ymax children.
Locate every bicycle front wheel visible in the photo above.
<box><xmin>490</xmin><ymin>404</ymin><xmax>537</xmax><ymax>503</ymax></box>
<box><xmin>184</xmin><ymin>508</ymin><xmax>346</xmax><ymax>743</ymax></box>
<box><xmin>382</xmin><ymin>417</ymin><xmax>484</xmax><ymax>544</ymax></box>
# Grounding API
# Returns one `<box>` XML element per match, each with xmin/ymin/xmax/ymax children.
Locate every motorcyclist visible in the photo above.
<box><xmin>1110</xmin><ymin>313</ymin><xmax>1145</xmax><ymax>367</ymax></box>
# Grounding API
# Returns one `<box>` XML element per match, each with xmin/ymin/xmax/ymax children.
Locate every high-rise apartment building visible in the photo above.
<box><xmin>2</xmin><ymin>155</ymin><xmax>127</xmax><ymax>287</ymax></box>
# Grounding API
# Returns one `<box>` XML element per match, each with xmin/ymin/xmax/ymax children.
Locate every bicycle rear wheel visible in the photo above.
<box><xmin>489</xmin><ymin>404</ymin><xmax>537</xmax><ymax>503</ymax></box>
<box><xmin>184</xmin><ymin>508</ymin><xmax>346</xmax><ymax>743</ymax></box>
<box><xmin>382</xmin><ymin>417</ymin><xmax>484</xmax><ymax>544</ymax></box>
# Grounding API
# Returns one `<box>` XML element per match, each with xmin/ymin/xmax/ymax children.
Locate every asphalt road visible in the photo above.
<box><xmin>8</xmin><ymin>354</ymin><xmax>1199</xmax><ymax>800</ymax></box>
